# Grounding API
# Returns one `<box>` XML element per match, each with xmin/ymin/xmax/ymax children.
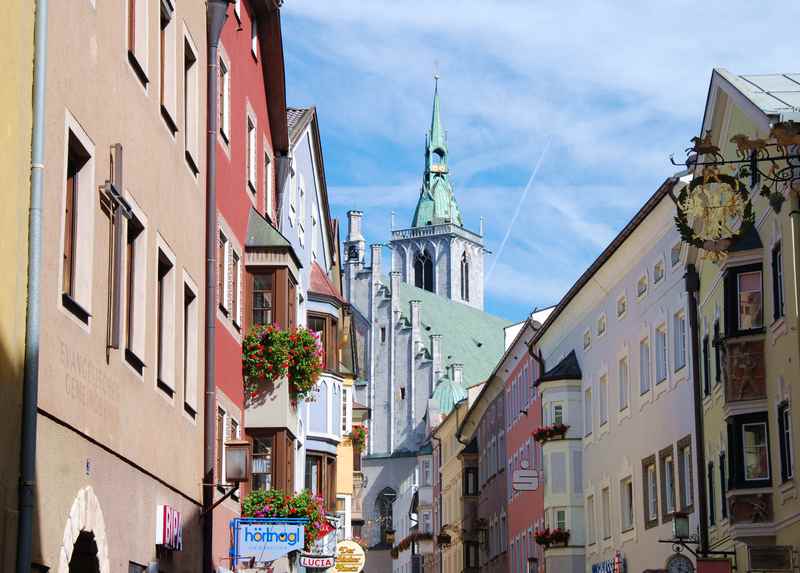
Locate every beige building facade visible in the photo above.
<box><xmin>31</xmin><ymin>0</ymin><xmax>208</xmax><ymax>570</ymax></box>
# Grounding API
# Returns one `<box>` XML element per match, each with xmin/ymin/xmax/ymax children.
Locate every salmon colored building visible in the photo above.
<box><xmin>211</xmin><ymin>1</ymin><xmax>289</xmax><ymax>570</ymax></box>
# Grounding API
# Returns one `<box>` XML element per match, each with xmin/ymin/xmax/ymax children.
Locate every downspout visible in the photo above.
<box><xmin>203</xmin><ymin>2</ymin><xmax>229</xmax><ymax>573</ymax></box>
<box><xmin>16</xmin><ymin>0</ymin><xmax>47</xmax><ymax>571</ymax></box>
<box><xmin>685</xmin><ymin>264</ymin><xmax>709</xmax><ymax>556</ymax></box>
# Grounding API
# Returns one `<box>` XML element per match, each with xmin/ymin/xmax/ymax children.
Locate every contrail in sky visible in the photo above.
<box><xmin>486</xmin><ymin>137</ymin><xmax>551</xmax><ymax>282</ymax></box>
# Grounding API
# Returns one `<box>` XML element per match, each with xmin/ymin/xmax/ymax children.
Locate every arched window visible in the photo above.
<box><xmin>460</xmin><ymin>252</ymin><xmax>470</xmax><ymax>302</ymax></box>
<box><xmin>414</xmin><ymin>250</ymin><xmax>434</xmax><ymax>293</ymax></box>
<box><xmin>374</xmin><ymin>487</ymin><xmax>397</xmax><ymax>546</ymax></box>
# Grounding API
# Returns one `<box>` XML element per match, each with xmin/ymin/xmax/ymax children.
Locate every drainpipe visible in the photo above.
<box><xmin>16</xmin><ymin>1</ymin><xmax>48</xmax><ymax>571</ymax></box>
<box><xmin>204</xmin><ymin>2</ymin><xmax>229</xmax><ymax>573</ymax></box>
<box><xmin>685</xmin><ymin>264</ymin><xmax>709</xmax><ymax>556</ymax></box>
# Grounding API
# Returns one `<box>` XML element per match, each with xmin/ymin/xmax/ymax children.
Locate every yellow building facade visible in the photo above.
<box><xmin>0</xmin><ymin>0</ymin><xmax>35</xmax><ymax>570</ymax></box>
<box><xmin>693</xmin><ymin>70</ymin><xmax>800</xmax><ymax>570</ymax></box>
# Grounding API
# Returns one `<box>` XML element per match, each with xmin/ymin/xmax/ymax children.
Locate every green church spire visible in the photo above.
<box><xmin>412</xmin><ymin>77</ymin><xmax>463</xmax><ymax>228</ymax></box>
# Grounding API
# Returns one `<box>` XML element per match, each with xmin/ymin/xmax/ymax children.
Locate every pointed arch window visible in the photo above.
<box><xmin>414</xmin><ymin>250</ymin><xmax>434</xmax><ymax>293</ymax></box>
<box><xmin>460</xmin><ymin>252</ymin><xmax>470</xmax><ymax>302</ymax></box>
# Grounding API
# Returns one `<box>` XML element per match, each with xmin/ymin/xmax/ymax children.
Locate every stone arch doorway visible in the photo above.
<box><xmin>68</xmin><ymin>531</ymin><xmax>99</xmax><ymax>573</ymax></box>
<box><xmin>57</xmin><ymin>486</ymin><xmax>110</xmax><ymax>573</ymax></box>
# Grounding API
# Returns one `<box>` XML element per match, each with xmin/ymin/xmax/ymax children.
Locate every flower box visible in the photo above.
<box><xmin>349</xmin><ymin>425</ymin><xmax>367</xmax><ymax>449</ymax></box>
<box><xmin>533</xmin><ymin>527</ymin><xmax>569</xmax><ymax>548</ymax></box>
<box><xmin>241</xmin><ymin>489</ymin><xmax>332</xmax><ymax>551</ymax></box>
<box><xmin>532</xmin><ymin>423</ymin><xmax>570</xmax><ymax>444</ymax></box>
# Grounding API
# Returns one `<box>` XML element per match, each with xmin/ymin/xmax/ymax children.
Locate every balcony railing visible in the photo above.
<box><xmin>392</xmin><ymin>224</ymin><xmax>482</xmax><ymax>243</ymax></box>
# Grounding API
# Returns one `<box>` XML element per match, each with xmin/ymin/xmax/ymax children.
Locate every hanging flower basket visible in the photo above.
<box><xmin>241</xmin><ymin>488</ymin><xmax>333</xmax><ymax>551</ymax></box>
<box><xmin>350</xmin><ymin>425</ymin><xmax>368</xmax><ymax>449</ymax></box>
<box><xmin>534</xmin><ymin>527</ymin><xmax>569</xmax><ymax>548</ymax></box>
<box><xmin>242</xmin><ymin>325</ymin><xmax>323</xmax><ymax>404</ymax></box>
<box><xmin>532</xmin><ymin>423</ymin><xmax>570</xmax><ymax>444</ymax></box>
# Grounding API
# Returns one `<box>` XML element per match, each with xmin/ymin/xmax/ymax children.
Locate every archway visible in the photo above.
<box><xmin>68</xmin><ymin>531</ymin><xmax>99</xmax><ymax>573</ymax></box>
<box><xmin>374</xmin><ymin>487</ymin><xmax>397</xmax><ymax>546</ymax></box>
<box><xmin>57</xmin><ymin>486</ymin><xmax>110</xmax><ymax>573</ymax></box>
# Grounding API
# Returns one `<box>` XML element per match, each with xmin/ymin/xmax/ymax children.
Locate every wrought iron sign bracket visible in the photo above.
<box><xmin>657</xmin><ymin>538</ymin><xmax>738</xmax><ymax>570</ymax></box>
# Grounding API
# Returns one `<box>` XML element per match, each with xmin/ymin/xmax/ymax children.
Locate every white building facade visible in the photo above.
<box><xmin>533</xmin><ymin>176</ymin><xmax>703</xmax><ymax>573</ymax></box>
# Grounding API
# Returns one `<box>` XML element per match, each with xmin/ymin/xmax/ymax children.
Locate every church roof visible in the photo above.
<box><xmin>398</xmin><ymin>282</ymin><xmax>511</xmax><ymax>389</ymax></box>
<box><xmin>432</xmin><ymin>375</ymin><xmax>467</xmax><ymax>416</ymax></box>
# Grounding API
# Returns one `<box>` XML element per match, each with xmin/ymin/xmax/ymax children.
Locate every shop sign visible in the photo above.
<box><xmin>155</xmin><ymin>505</ymin><xmax>183</xmax><ymax>551</ymax></box>
<box><xmin>748</xmin><ymin>546</ymin><xmax>792</xmax><ymax>571</ymax></box>
<box><xmin>512</xmin><ymin>460</ymin><xmax>540</xmax><ymax>492</ymax></box>
<box><xmin>329</xmin><ymin>540</ymin><xmax>366</xmax><ymax>573</ymax></box>
<box><xmin>592</xmin><ymin>551</ymin><xmax>625</xmax><ymax>573</ymax></box>
<box><xmin>299</xmin><ymin>554</ymin><xmax>335</xmax><ymax>568</ymax></box>
<box><xmin>231</xmin><ymin>518</ymin><xmax>306</xmax><ymax>565</ymax></box>
<box><xmin>697</xmin><ymin>558</ymin><xmax>732</xmax><ymax>573</ymax></box>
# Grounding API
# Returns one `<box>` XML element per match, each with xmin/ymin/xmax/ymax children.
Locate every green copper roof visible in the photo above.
<box><xmin>399</xmin><ymin>281</ymin><xmax>510</xmax><ymax>391</ymax></box>
<box><xmin>411</xmin><ymin>80</ymin><xmax>463</xmax><ymax>228</ymax></box>
<box><xmin>432</xmin><ymin>375</ymin><xmax>467</xmax><ymax>416</ymax></box>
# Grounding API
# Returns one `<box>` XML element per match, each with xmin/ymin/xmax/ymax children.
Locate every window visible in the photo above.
<box><xmin>184</xmin><ymin>35</ymin><xmax>200</xmax><ymax>174</ymax></box>
<box><xmin>251</xmin><ymin>16</ymin><xmax>258</xmax><ymax>57</ymax></box>
<box><xmin>621</xmin><ymin>477</ymin><xmax>634</xmax><ymax>531</ymax></box>
<box><xmin>674</xmin><ymin>312</ymin><xmax>686</xmax><ymax>371</ymax></box>
<box><xmin>231</xmin><ymin>251</ymin><xmax>241</xmax><ymax>327</ymax></box>
<box><xmin>555</xmin><ymin>509</ymin><xmax>566</xmax><ymax>530</ymax></box>
<box><xmin>129</xmin><ymin>562</ymin><xmax>146</xmax><ymax>573</ymax></box>
<box><xmin>779</xmin><ymin>402</ymin><xmax>794</xmax><ymax>481</ymax></box>
<box><xmin>414</xmin><ymin>251</ymin><xmax>434</xmax><ymax>292</ymax></box>
<box><xmin>219</xmin><ymin>57</ymin><xmax>230</xmax><ymax>141</ymax></box>
<box><xmin>660</xmin><ymin>448</ymin><xmax>676</xmax><ymax>518</ymax></box>
<box><xmin>637</xmin><ymin>275</ymin><xmax>648</xmax><ymax>297</ymax></box>
<box><xmin>124</xmin><ymin>214</ymin><xmax>146</xmax><ymax>371</ymax></box>
<box><xmin>719</xmin><ymin>452</ymin><xmax>727</xmax><ymax>519</ymax></box>
<box><xmin>601</xmin><ymin>487</ymin><xmax>611</xmax><ymax>539</ymax></box>
<box><xmin>553</xmin><ymin>404</ymin><xmax>563</xmax><ymax>425</ymax></box>
<box><xmin>642</xmin><ymin>455</ymin><xmax>658</xmax><ymax>528</ymax></box>
<box><xmin>655</xmin><ymin>325</ymin><xmax>667</xmax><ymax>384</ymax></box>
<box><xmin>584</xmin><ymin>387</ymin><xmax>593</xmax><ymax>436</ymax></box>
<box><xmin>654</xmin><ymin>260</ymin><xmax>665</xmax><ymax>283</ymax></box>
<box><xmin>597</xmin><ymin>315</ymin><xmax>607</xmax><ymax>336</ymax></box>
<box><xmin>264</xmin><ymin>149</ymin><xmax>274</xmax><ymax>218</ymax></box>
<box><xmin>743</xmin><ymin>422</ymin><xmax>769</xmax><ymax>481</ymax></box>
<box><xmin>671</xmin><ymin>242</ymin><xmax>682</xmax><ymax>267</ymax></box>
<box><xmin>183</xmin><ymin>283</ymin><xmax>198</xmax><ymax>417</ymax></box>
<box><xmin>599</xmin><ymin>375</ymin><xmax>608</xmax><ymax>426</ymax></box>
<box><xmin>617</xmin><ymin>295</ymin><xmax>627</xmax><ymax>318</ymax></box>
<box><xmin>288</xmin><ymin>159</ymin><xmax>297</xmax><ymax>225</ymax></box>
<box><xmin>587</xmin><ymin>495</ymin><xmax>596</xmax><ymax>544</ymax></box>
<box><xmin>640</xmin><ymin>338</ymin><xmax>651</xmax><ymax>394</ymax></box>
<box><xmin>216</xmin><ymin>407</ymin><xmax>225</xmax><ymax>482</ymax></box>
<box><xmin>773</xmin><ymin>243</ymin><xmax>785</xmax><ymax>320</ymax></box>
<box><xmin>583</xmin><ymin>329</ymin><xmax>591</xmax><ymax>350</ymax></box>
<box><xmin>463</xmin><ymin>468</ymin><xmax>478</xmax><ymax>496</ymax></box>
<box><xmin>305</xmin><ymin>454</ymin><xmax>322</xmax><ymax>495</ymax></box>
<box><xmin>156</xmin><ymin>249</ymin><xmax>175</xmax><ymax>396</ymax></box>
<box><xmin>422</xmin><ymin>459</ymin><xmax>432</xmax><ymax>485</ymax></box>
<box><xmin>619</xmin><ymin>357</ymin><xmax>629</xmax><ymax>411</ymax></box>
<box><xmin>678</xmin><ymin>439</ymin><xmax>693</xmax><ymax>511</ymax></box>
<box><xmin>217</xmin><ymin>232</ymin><xmax>228</xmax><ymax>312</ymax></box>
<box><xmin>341</xmin><ymin>388</ymin><xmax>349</xmax><ymax>433</ymax></box>
<box><xmin>62</xmin><ymin>129</ymin><xmax>94</xmax><ymax>323</ymax></box>
<box><xmin>708</xmin><ymin>462</ymin><xmax>716</xmax><ymax>526</ymax></box>
<box><xmin>464</xmin><ymin>542</ymin><xmax>479</xmax><ymax>569</ymax></box>
<box><xmin>308</xmin><ymin>314</ymin><xmax>338</xmax><ymax>371</ymax></box>
<box><xmin>380</xmin><ymin>326</ymin><xmax>386</xmax><ymax>343</ymax></box>
<box><xmin>252</xmin><ymin>435</ymin><xmax>273</xmax><ymax>490</ymax></box>
<box><xmin>127</xmin><ymin>0</ymin><xmax>148</xmax><ymax>84</ymax></box>
<box><xmin>160</xmin><ymin>1</ymin><xmax>177</xmax><ymax>130</ymax></box>
<box><xmin>702</xmin><ymin>335</ymin><xmax>710</xmax><ymax>396</ymax></box>
<box><xmin>250</xmin><ymin>270</ymin><xmax>273</xmax><ymax>326</ymax></box>
<box><xmin>713</xmin><ymin>321</ymin><xmax>721</xmax><ymax>386</ymax></box>
<box><xmin>247</xmin><ymin>115</ymin><xmax>257</xmax><ymax>191</ymax></box>
<box><xmin>460</xmin><ymin>252</ymin><xmax>470</xmax><ymax>302</ymax></box>
<box><xmin>725</xmin><ymin>266</ymin><xmax>763</xmax><ymax>335</ymax></box>
<box><xmin>298</xmin><ymin>174</ymin><xmax>306</xmax><ymax>245</ymax></box>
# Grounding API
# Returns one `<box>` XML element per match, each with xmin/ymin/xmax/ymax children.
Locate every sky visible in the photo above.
<box><xmin>280</xmin><ymin>1</ymin><xmax>800</xmax><ymax>321</ymax></box>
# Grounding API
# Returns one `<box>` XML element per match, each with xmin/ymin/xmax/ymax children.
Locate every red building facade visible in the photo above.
<box><xmin>211</xmin><ymin>1</ymin><xmax>288</xmax><ymax>570</ymax></box>
<box><xmin>503</xmin><ymin>320</ymin><xmax>545</xmax><ymax>573</ymax></box>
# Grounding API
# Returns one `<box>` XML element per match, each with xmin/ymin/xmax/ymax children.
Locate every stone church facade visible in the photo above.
<box><xmin>343</xmin><ymin>83</ymin><xmax>509</xmax><ymax>553</ymax></box>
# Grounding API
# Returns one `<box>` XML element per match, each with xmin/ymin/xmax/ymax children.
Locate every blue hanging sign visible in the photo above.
<box><xmin>230</xmin><ymin>517</ymin><xmax>307</xmax><ymax>566</ymax></box>
<box><xmin>592</xmin><ymin>551</ymin><xmax>625</xmax><ymax>573</ymax></box>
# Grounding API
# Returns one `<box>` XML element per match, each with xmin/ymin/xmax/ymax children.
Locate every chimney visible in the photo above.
<box><xmin>347</xmin><ymin>210</ymin><xmax>364</xmax><ymax>241</ymax></box>
<box><xmin>390</xmin><ymin>271</ymin><xmax>401</xmax><ymax>313</ymax></box>
<box><xmin>431</xmin><ymin>334</ymin><xmax>443</xmax><ymax>383</ymax></box>
<box><xmin>371</xmin><ymin>244</ymin><xmax>382</xmax><ymax>283</ymax></box>
<box><xmin>452</xmin><ymin>363</ymin><xmax>464</xmax><ymax>386</ymax></box>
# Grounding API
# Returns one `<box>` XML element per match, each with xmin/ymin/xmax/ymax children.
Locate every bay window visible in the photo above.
<box><xmin>308</xmin><ymin>312</ymin><xmax>339</xmax><ymax>371</ymax></box>
<box><xmin>727</xmin><ymin>412</ymin><xmax>771</xmax><ymax>488</ymax></box>
<box><xmin>249</xmin><ymin>430</ymin><xmax>294</xmax><ymax>493</ymax></box>
<box><xmin>743</xmin><ymin>422</ymin><xmax>769</xmax><ymax>481</ymax></box>
<box><xmin>725</xmin><ymin>265</ymin><xmax>764</xmax><ymax>336</ymax></box>
<box><xmin>779</xmin><ymin>402</ymin><xmax>794</xmax><ymax>481</ymax></box>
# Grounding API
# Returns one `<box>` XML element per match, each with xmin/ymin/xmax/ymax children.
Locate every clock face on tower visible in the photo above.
<box><xmin>666</xmin><ymin>553</ymin><xmax>695</xmax><ymax>573</ymax></box>
<box><xmin>348</xmin><ymin>245</ymin><xmax>359</xmax><ymax>261</ymax></box>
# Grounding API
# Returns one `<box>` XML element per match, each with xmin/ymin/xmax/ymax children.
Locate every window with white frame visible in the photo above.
<box><xmin>654</xmin><ymin>260</ymin><xmax>665</xmax><ymax>284</ymax></box>
<box><xmin>251</xmin><ymin>16</ymin><xmax>258</xmax><ymax>57</ymax></box>
<box><xmin>584</xmin><ymin>329</ymin><xmax>591</xmax><ymax>350</ymax></box>
<box><xmin>587</xmin><ymin>495</ymin><xmax>596</xmax><ymax>544</ymax></box>
<box><xmin>743</xmin><ymin>422</ymin><xmax>770</xmax><ymax>481</ymax></box>
<box><xmin>779</xmin><ymin>402</ymin><xmax>794</xmax><ymax>481</ymax></box>
<box><xmin>247</xmin><ymin>115</ymin><xmax>257</xmax><ymax>191</ymax></box>
<box><xmin>156</xmin><ymin>247</ymin><xmax>176</xmax><ymax>396</ymax></box>
<box><xmin>773</xmin><ymin>243</ymin><xmax>785</xmax><ymax>320</ymax></box>
<box><xmin>584</xmin><ymin>387</ymin><xmax>593</xmax><ymax>436</ymax></box>
<box><xmin>646</xmin><ymin>462</ymin><xmax>658</xmax><ymax>522</ymax></box>
<box><xmin>298</xmin><ymin>173</ymin><xmax>305</xmax><ymax>245</ymax></box>
<box><xmin>671</xmin><ymin>242</ymin><xmax>682</xmax><ymax>267</ymax></box>
<box><xmin>231</xmin><ymin>250</ymin><xmax>241</xmax><ymax>326</ymax></box>
<box><xmin>264</xmin><ymin>147</ymin><xmax>274</xmax><ymax>218</ymax></box>
<box><xmin>639</xmin><ymin>337</ymin><xmax>651</xmax><ymax>394</ymax></box>
<box><xmin>219</xmin><ymin>56</ymin><xmax>230</xmax><ymax>141</ymax></box>
<box><xmin>599</xmin><ymin>374</ymin><xmax>608</xmax><ymax>426</ymax></box>
<box><xmin>597</xmin><ymin>314</ymin><xmax>607</xmax><ymax>336</ymax></box>
<box><xmin>674</xmin><ymin>311</ymin><xmax>686</xmax><ymax>371</ymax></box>
<box><xmin>288</xmin><ymin>157</ymin><xmax>296</xmax><ymax>225</ymax></box>
<box><xmin>159</xmin><ymin>1</ymin><xmax>177</xmax><ymax>130</ymax></box>
<box><xmin>617</xmin><ymin>295</ymin><xmax>627</xmax><ymax>318</ymax></box>
<box><xmin>124</xmin><ymin>210</ymin><xmax>147</xmax><ymax>371</ymax></box>
<box><xmin>184</xmin><ymin>34</ymin><xmax>200</xmax><ymax>174</ymax></box>
<box><xmin>183</xmin><ymin>282</ymin><xmax>199</xmax><ymax>417</ymax></box>
<box><xmin>553</xmin><ymin>403</ymin><xmax>564</xmax><ymax>425</ymax></box>
<box><xmin>601</xmin><ymin>486</ymin><xmax>611</xmax><ymax>539</ymax></box>
<box><xmin>655</xmin><ymin>324</ymin><xmax>667</xmax><ymax>384</ymax></box>
<box><xmin>127</xmin><ymin>0</ymin><xmax>149</xmax><ymax>83</ymax></box>
<box><xmin>679</xmin><ymin>441</ymin><xmax>693</xmax><ymax>510</ymax></box>
<box><xmin>555</xmin><ymin>508</ymin><xmax>566</xmax><ymax>530</ymax></box>
<box><xmin>619</xmin><ymin>356</ymin><xmax>629</xmax><ymax>411</ymax></box>
<box><xmin>664</xmin><ymin>454</ymin><xmax>676</xmax><ymax>514</ymax></box>
<box><xmin>637</xmin><ymin>275</ymin><xmax>648</xmax><ymax>297</ymax></box>
<box><xmin>621</xmin><ymin>477</ymin><xmax>633</xmax><ymax>531</ymax></box>
<box><xmin>217</xmin><ymin>231</ymin><xmax>229</xmax><ymax>312</ymax></box>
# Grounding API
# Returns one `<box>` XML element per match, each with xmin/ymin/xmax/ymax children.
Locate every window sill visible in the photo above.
<box><xmin>233</xmin><ymin>320</ymin><xmax>241</xmax><ymax>333</ymax></box>
<box><xmin>124</xmin><ymin>348</ymin><xmax>145</xmax><ymax>375</ymax></box>
<box><xmin>161</xmin><ymin>105</ymin><xmax>178</xmax><ymax>136</ymax></box>
<box><xmin>219</xmin><ymin>303</ymin><xmax>229</xmax><ymax>317</ymax></box>
<box><xmin>184</xmin><ymin>402</ymin><xmax>197</xmax><ymax>419</ymax></box>
<box><xmin>62</xmin><ymin>292</ymin><xmax>90</xmax><ymax>324</ymax></box>
<box><xmin>157</xmin><ymin>379</ymin><xmax>175</xmax><ymax>398</ymax></box>
<box><xmin>185</xmin><ymin>150</ymin><xmax>199</xmax><ymax>176</ymax></box>
<box><xmin>127</xmin><ymin>51</ymin><xmax>149</xmax><ymax>87</ymax></box>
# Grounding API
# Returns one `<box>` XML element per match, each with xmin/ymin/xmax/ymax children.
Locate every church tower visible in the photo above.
<box><xmin>391</xmin><ymin>78</ymin><xmax>485</xmax><ymax>310</ymax></box>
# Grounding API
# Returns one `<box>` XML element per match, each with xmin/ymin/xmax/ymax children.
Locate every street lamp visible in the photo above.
<box><xmin>225</xmin><ymin>439</ymin><xmax>251</xmax><ymax>483</ymax></box>
<box><xmin>672</xmin><ymin>512</ymin><xmax>690</xmax><ymax>540</ymax></box>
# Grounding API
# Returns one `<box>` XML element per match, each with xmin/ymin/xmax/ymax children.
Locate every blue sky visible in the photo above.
<box><xmin>281</xmin><ymin>1</ymin><xmax>800</xmax><ymax>321</ymax></box>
